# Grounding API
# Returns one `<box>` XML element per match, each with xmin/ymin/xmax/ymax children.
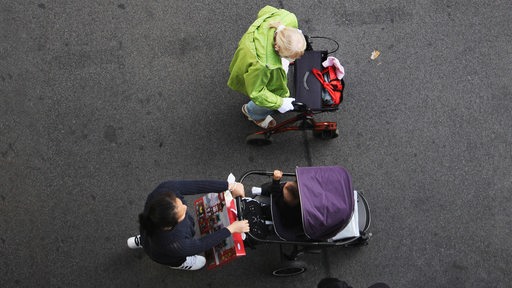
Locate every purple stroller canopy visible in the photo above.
<box><xmin>296</xmin><ymin>166</ymin><xmax>354</xmax><ymax>240</ymax></box>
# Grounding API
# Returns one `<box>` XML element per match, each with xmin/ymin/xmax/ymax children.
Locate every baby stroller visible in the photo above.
<box><xmin>235</xmin><ymin>166</ymin><xmax>371</xmax><ymax>276</ymax></box>
<box><xmin>246</xmin><ymin>36</ymin><xmax>345</xmax><ymax>145</ymax></box>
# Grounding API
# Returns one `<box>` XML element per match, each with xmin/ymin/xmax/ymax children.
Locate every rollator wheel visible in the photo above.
<box><xmin>313</xmin><ymin>128</ymin><xmax>339</xmax><ymax>139</ymax></box>
<box><xmin>246</xmin><ymin>133</ymin><xmax>272</xmax><ymax>146</ymax></box>
<box><xmin>272</xmin><ymin>260</ymin><xmax>306</xmax><ymax>277</ymax></box>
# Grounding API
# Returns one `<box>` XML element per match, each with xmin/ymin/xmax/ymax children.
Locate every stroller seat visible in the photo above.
<box><xmin>241</xmin><ymin>197</ymin><xmax>306</xmax><ymax>242</ymax></box>
<box><xmin>270</xmin><ymin>195</ymin><xmax>308</xmax><ymax>241</ymax></box>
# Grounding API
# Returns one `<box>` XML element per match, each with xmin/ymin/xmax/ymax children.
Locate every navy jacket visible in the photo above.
<box><xmin>140</xmin><ymin>180</ymin><xmax>230</xmax><ymax>266</ymax></box>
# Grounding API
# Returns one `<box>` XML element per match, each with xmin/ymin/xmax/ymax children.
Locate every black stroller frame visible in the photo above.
<box><xmin>246</xmin><ymin>37</ymin><xmax>345</xmax><ymax>146</ymax></box>
<box><xmin>235</xmin><ymin>169</ymin><xmax>372</xmax><ymax>276</ymax></box>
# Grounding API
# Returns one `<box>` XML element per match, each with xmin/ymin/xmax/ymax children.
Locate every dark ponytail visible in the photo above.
<box><xmin>139</xmin><ymin>192</ymin><xmax>178</xmax><ymax>235</ymax></box>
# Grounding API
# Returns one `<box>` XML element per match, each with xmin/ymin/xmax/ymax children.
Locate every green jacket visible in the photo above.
<box><xmin>227</xmin><ymin>6</ymin><xmax>299</xmax><ymax>110</ymax></box>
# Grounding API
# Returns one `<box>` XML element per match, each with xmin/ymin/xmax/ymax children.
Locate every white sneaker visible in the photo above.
<box><xmin>127</xmin><ymin>235</ymin><xmax>143</xmax><ymax>249</ymax></box>
<box><xmin>170</xmin><ymin>255</ymin><xmax>206</xmax><ymax>271</ymax></box>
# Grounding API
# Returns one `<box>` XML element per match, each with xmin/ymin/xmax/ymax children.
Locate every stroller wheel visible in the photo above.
<box><xmin>272</xmin><ymin>260</ymin><xmax>306</xmax><ymax>277</ymax></box>
<box><xmin>313</xmin><ymin>128</ymin><xmax>339</xmax><ymax>139</ymax></box>
<box><xmin>246</xmin><ymin>133</ymin><xmax>272</xmax><ymax>146</ymax></box>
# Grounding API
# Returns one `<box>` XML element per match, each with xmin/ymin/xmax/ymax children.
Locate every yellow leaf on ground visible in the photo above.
<box><xmin>371</xmin><ymin>50</ymin><xmax>381</xmax><ymax>60</ymax></box>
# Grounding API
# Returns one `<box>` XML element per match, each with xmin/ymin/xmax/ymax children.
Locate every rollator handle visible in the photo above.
<box><xmin>293</xmin><ymin>101</ymin><xmax>308</xmax><ymax>112</ymax></box>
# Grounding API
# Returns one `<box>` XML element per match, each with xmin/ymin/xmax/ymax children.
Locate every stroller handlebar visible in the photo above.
<box><xmin>235</xmin><ymin>196</ymin><xmax>243</xmax><ymax>221</ymax></box>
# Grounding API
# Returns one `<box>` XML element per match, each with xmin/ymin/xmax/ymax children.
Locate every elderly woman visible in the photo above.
<box><xmin>228</xmin><ymin>5</ymin><xmax>307</xmax><ymax>128</ymax></box>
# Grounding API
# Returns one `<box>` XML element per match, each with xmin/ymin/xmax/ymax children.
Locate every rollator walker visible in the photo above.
<box><xmin>246</xmin><ymin>37</ymin><xmax>345</xmax><ymax>145</ymax></box>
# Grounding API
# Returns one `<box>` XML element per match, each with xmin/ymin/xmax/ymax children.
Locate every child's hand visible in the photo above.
<box><xmin>273</xmin><ymin>170</ymin><xmax>283</xmax><ymax>181</ymax></box>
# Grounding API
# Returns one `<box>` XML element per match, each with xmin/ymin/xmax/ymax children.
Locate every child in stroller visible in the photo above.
<box><xmin>259</xmin><ymin>170</ymin><xmax>301</xmax><ymax>229</ymax></box>
<box><xmin>240</xmin><ymin>169</ymin><xmax>305</xmax><ymax>243</ymax></box>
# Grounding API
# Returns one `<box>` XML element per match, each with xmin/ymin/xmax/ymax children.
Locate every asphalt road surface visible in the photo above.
<box><xmin>1</xmin><ymin>1</ymin><xmax>511</xmax><ymax>287</ymax></box>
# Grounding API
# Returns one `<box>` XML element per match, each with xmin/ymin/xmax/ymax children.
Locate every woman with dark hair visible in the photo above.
<box><xmin>127</xmin><ymin>180</ymin><xmax>249</xmax><ymax>271</ymax></box>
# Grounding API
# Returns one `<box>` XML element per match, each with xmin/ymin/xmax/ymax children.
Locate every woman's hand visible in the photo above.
<box><xmin>227</xmin><ymin>220</ymin><xmax>250</xmax><ymax>234</ymax></box>
<box><xmin>229</xmin><ymin>182</ymin><xmax>245</xmax><ymax>198</ymax></box>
